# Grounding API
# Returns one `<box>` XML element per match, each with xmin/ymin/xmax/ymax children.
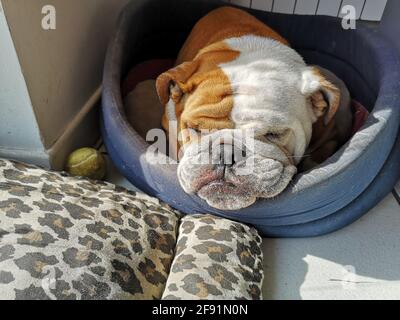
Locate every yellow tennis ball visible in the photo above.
<box><xmin>65</xmin><ymin>148</ymin><xmax>107</xmax><ymax>180</ymax></box>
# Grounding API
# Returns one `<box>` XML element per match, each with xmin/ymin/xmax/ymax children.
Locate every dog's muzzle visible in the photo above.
<box><xmin>178</xmin><ymin>129</ymin><xmax>297</xmax><ymax>210</ymax></box>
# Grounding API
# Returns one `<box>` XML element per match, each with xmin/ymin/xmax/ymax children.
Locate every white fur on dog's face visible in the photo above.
<box><xmin>178</xmin><ymin>129</ymin><xmax>298</xmax><ymax>210</ymax></box>
<box><xmin>176</xmin><ymin>36</ymin><xmax>336</xmax><ymax>210</ymax></box>
<box><xmin>223</xmin><ymin>36</ymin><xmax>316</xmax><ymax>160</ymax></box>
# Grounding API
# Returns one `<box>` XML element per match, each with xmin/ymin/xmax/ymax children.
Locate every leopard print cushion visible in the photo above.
<box><xmin>0</xmin><ymin>159</ymin><xmax>264</xmax><ymax>300</ymax></box>
<box><xmin>0</xmin><ymin>159</ymin><xmax>181</xmax><ymax>300</ymax></box>
<box><xmin>162</xmin><ymin>215</ymin><xmax>264</xmax><ymax>300</ymax></box>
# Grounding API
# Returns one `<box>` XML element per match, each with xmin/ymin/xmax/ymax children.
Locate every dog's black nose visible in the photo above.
<box><xmin>217</xmin><ymin>144</ymin><xmax>247</xmax><ymax>167</ymax></box>
<box><xmin>220</xmin><ymin>144</ymin><xmax>234</xmax><ymax>166</ymax></box>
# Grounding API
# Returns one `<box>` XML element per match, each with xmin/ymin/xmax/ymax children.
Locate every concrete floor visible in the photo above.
<box><xmin>262</xmin><ymin>193</ymin><xmax>400</xmax><ymax>300</ymax></box>
<box><xmin>103</xmin><ymin>147</ymin><xmax>400</xmax><ymax>300</ymax></box>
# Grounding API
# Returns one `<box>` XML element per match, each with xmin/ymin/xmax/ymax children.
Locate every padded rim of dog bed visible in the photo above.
<box><xmin>101</xmin><ymin>0</ymin><xmax>400</xmax><ymax>237</ymax></box>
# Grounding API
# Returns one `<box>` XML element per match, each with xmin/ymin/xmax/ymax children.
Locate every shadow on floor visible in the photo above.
<box><xmin>262</xmin><ymin>194</ymin><xmax>400</xmax><ymax>299</ymax></box>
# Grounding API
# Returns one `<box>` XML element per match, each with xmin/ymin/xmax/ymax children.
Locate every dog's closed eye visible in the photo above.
<box><xmin>265</xmin><ymin>129</ymin><xmax>290</xmax><ymax>142</ymax></box>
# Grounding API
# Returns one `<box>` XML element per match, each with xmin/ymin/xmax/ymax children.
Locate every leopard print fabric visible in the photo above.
<box><xmin>0</xmin><ymin>159</ymin><xmax>264</xmax><ymax>300</ymax></box>
<box><xmin>0</xmin><ymin>159</ymin><xmax>181</xmax><ymax>300</ymax></box>
<box><xmin>162</xmin><ymin>215</ymin><xmax>264</xmax><ymax>300</ymax></box>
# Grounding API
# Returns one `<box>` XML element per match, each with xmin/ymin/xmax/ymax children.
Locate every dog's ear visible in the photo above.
<box><xmin>301</xmin><ymin>67</ymin><xmax>341</xmax><ymax>125</ymax></box>
<box><xmin>156</xmin><ymin>61</ymin><xmax>198</xmax><ymax>105</ymax></box>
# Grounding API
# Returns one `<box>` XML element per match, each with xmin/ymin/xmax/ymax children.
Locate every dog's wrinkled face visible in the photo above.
<box><xmin>156</xmin><ymin>36</ymin><xmax>339</xmax><ymax>210</ymax></box>
<box><xmin>177</xmin><ymin>129</ymin><xmax>298</xmax><ymax>210</ymax></box>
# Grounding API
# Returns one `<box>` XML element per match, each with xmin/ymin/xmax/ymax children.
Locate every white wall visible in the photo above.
<box><xmin>229</xmin><ymin>0</ymin><xmax>388</xmax><ymax>20</ymax></box>
<box><xmin>0</xmin><ymin>0</ymin><xmax>129</xmax><ymax>168</ymax></box>
<box><xmin>0</xmin><ymin>1</ymin><xmax>48</xmax><ymax>166</ymax></box>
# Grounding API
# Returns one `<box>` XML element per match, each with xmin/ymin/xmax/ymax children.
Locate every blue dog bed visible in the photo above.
<box><xmin>101</xmin><ymin>0</ymin><xmax>400</xmax><ymax>237</ymax></box>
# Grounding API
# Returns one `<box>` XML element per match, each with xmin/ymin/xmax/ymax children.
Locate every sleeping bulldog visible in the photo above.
<box><xmin>155</xmin><ymin>7</ymin><xmax>352</xmax><ymax>210</ymax></box>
